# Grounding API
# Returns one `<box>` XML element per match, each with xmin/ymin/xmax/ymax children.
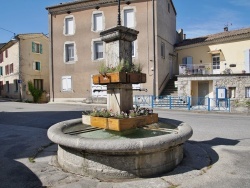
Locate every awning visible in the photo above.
<box><xmin>208</xmin><ymin>49</ymin><xmax>225</xmax><ymax>61</ymax></box>
<box><xmin>207</xmin><ymin>49</ymin><xmax>221</xmax><ymax>54</ymax></box>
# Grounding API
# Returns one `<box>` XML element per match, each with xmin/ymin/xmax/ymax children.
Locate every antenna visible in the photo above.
<box><xmin>224</xmin><ymin>23</ymin><xmax>232</xmax><ymax>31</ymax></box>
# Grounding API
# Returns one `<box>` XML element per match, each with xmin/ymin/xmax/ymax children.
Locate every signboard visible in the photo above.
<box><xmin>18</xmin><ymin>80</ymin><xmax>22</xmax><ymax>84</ymax></box>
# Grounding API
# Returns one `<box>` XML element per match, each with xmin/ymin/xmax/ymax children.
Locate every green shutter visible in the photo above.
<box><xmin>38</xmin><ymin>62</ymin><xmax>41</xmax><ymax>70</ymax></box>
<box><xmin>0</xmin><ymin>67</ymin><xmax>2</xmax><ymax>75</ymax></box>
<box><xmin>40</xmin><ymin>44</ymin><xmax>43</xmax><ymax>54</ymax></box>
<box><xmin>32</xmin><ymin>42</ymin><xmax>35</xmax><ymax>52</ymax></box>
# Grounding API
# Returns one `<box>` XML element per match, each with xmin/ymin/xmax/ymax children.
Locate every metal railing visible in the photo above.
<box><xmin>133</xmin><ymin>95</ymin><xmax>231</xmax><ymax>112</ymax></box>
<box><xmin>179</xmin><ymin>64</ymin><xmax>212</xmax><ymax>75</ymax></box>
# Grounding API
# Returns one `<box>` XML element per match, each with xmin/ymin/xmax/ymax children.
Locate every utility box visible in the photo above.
<box><xmin>216</xmin><ymin>88</ymin><xmax>227</xmax><ymax>107</ymax></box>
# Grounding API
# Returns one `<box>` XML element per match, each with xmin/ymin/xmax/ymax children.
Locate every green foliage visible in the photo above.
<box><xmin>28</xmin><ymin>81</ymin><xmax>43</xmax><ymax>103</ymax></box>
<box><xmin>98</xmin><ymin>60</ymin><xmax>143</xmax><ymax>74</ymax></box>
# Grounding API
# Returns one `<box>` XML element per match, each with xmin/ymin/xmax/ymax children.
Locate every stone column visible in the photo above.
<box><xmin>100</xmin><ymin>26</ymin><xmax>139</xmax><ymax>113</ymax></box>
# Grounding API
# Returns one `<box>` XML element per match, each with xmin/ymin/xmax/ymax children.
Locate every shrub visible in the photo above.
<box><xmin>28</xmin><ymin>81</ymin><xmax>43</xmax><ymax>103</ymax></box>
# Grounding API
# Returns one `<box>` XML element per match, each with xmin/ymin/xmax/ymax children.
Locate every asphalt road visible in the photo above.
<box><xmin>0</xmin><ymin>101</ymin><xmax>250</xmax><ymax>188</ymax></box>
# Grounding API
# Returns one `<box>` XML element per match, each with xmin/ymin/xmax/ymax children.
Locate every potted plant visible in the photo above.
<box><xmin>92</xmin><ymin>61</ymin><xmax>146</xmax><ymax>85</ymax></box>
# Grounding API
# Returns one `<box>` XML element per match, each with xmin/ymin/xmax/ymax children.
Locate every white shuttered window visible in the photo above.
<box><xmin>62</xmin><ymin>76</ymin><xmax>72</xmax><ymax>91</ymax></box>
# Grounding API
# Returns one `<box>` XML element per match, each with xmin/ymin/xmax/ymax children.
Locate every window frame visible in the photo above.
<box><xmin>212</xmin><ymin>54</ymin><xmax>220</xmax><ymax>70</ymax></box>
<box><xmin>245</xmin><ymin>87</ymin><xmax>250</xmax><ymax>98</ymax></box>
<box><xmin>34</xmin><ymin>79</ymin><xmax>43</xmax><ymax>91</ymax></box>
<box><xmin>64</xmin><ymin>16</ymin><xmax>75</xmax><ymax>35</ymax></box>
<box><xmin>32</xmin><ymin>42</ymin><xmax>43</xmax><ymax>54</ymax></box>
<box><xmin>93</xmin><ymin>41</ymin><xmax>104</xmax><ymax>60</ymax></box>
<box><xmin>92</xmin><ymin>12</ymin><xmax>103</xmax><ymax>32</ymax></box>
<box><xmin>33</xmin><ymin>61</ymin><xmax>41</xmax><ymax>71</ymax></box>
<box><xmin>123</xmin><ymin>8</ymin><xmax>135</xmax><ymax>28</ymax></box>
<box><xmin>61</xmin><ymin>76</ymin><xmax>72</xmax><ymax>92</ymax></box>
<box><xmin>64</xmin><ymin>42</ymin><xmax>76</xmax><ymax>63</ymax></box>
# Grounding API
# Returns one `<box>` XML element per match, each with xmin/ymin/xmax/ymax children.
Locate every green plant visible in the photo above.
<box><xmin>90</xmin><ymin>108</ymin><xmax>112</xmax><ymax>118</ymax></box>
<box><xmin>98</xmin><ymin>60</ymin><xmax>143</xmax><ymax>74</ymax></box>
<box><xmin>28</xmin><ymin>81</ymin><xmax>43</xmax><ymax>103</ymax></box>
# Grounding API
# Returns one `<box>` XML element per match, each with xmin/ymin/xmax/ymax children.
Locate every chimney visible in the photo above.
<box><xmin>183</xmin><ymin>34</ymin><xmax>186</xmax><ymax>40</ymax></box>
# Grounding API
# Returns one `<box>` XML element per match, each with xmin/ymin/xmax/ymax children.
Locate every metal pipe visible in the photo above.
<box><xmin>152</xmin><ymin>0</ymin><xmax>156</xmax><ymax>96</ymax></box>
<box><xmin>117</xmin><ymin>0</ymin><xmax>121</xmax><ymax>26</ymax></box>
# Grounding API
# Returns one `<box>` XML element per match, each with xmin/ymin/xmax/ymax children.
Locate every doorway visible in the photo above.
<box><xmin>198</xmin><ymin>81</ymin><xmax>209</xmax><ymax>105</ymax></box>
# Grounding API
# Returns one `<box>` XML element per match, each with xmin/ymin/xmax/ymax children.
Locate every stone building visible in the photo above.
<box><xmin>0</xmin><ymin>33</ymin><xmax>50</xmax><ymax>102</ymax></box>
<box><xmin>46</xmin><ymin>0</ymin><xmax>177</xmax><ymax>103</ymax></box>
<box><xmin>175</xmin><ymin>27</ymin><xmax>250</xmax><ymax>106</ymax></box>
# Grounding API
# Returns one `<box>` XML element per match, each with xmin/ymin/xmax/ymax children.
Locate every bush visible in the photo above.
<box><xmin>28</xmin><ymin>81</ymin><xmax>43</xmax><ymax>103</ymax></box>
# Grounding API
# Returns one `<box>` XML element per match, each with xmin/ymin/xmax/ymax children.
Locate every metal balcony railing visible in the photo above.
<box><xmin>179</xmin><ymin>64</ymin><xmax>212</xmax><ymax>75</ymax></box>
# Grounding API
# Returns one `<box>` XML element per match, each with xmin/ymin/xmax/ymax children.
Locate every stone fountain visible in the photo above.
<box><xmin>47</xmin><ymin>1</ymin><xmax>192</xmax><ymax>180</ymax></box>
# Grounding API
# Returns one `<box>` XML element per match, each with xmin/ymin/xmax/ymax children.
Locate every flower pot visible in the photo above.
<box><xmin>92</xmin><ymin>72</ymin><xmax>146</xmax><ymax>85</ymax></box>
<box><xmin>82</xmin><ymin>115</ymin><xmax>91</xmax><ymax>125</ymax></box>
<box><xmin>108</xmin><ymin>116</ymin><xmax>146</xmax><ymax>131</ymax></box>
<box><xmin>90</xmin><ymin>116</ymin><xmax>108</xmax><ymax>129</ymax></box>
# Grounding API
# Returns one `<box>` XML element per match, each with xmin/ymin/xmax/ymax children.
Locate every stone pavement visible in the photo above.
<box><xmin>0</xmin><ymin>100</ymin><xmax>250</xmax><ymax>187</ymax></box>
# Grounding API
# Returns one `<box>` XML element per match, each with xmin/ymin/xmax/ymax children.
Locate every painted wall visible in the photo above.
<box><xmin>49</xmin><ymin>0</ymin><xmax>176</xmax><ymax>102</ymax></box>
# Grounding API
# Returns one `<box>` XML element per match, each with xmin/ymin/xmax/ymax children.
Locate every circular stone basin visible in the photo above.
<box><xmin>47</xmin><ymin>118</ymin><xmax>193</xmax><ymax>180</ymax></box>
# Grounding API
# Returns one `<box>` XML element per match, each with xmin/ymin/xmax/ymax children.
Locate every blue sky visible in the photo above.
<box><xmin>1</xmin><ymin>0</ymin><xmax>250</xmax><ymax>43</ymax></box>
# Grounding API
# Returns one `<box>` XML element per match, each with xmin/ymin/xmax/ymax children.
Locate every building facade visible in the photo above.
<box><xmin>0</xmin><ymin>34</ymin><xmax>50</xmax><ymax>102</ymax></box>
<box><xmin>46</xmin><ymin>0</ymin><xmax>177</xmax><ymax>102</ymax></box>
<box><xmin>175</xmin><ymin>28</ymin><xmax>250</xmax><ymax>105</ymax></box>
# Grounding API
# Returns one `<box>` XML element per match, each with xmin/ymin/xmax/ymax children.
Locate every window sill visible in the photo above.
<box><xmin>64</xmin><ymin>61</ymin><xmax>76</xmax><ymax>64</ymax></box>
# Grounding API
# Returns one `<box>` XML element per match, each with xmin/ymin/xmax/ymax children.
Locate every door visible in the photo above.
<box><xmin>212</xmin><ymin>54</ymin><xmax>220</xmax><ymax>74</ymax></box>
<box><xmin>198</xmin><ymin>81</ymin><xmax>209</xmax><ymax>105</ymax></box>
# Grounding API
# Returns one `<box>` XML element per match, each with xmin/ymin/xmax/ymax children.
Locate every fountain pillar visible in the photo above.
<box><xmin>100</xmin><ymin>26</ymin><xmax>139</xmax><ymax>113</ymax></box>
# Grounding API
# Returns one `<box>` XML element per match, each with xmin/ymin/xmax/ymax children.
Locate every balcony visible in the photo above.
<box><xmin>179</xmin><ymin>64</ymin><xmax>213</xmax><ymax>75</ymax></box>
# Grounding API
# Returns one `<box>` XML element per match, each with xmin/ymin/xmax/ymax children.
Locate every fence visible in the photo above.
<box><xmin>133</xmin><ymin>95</ymin><xmax>231</xmax><ymax>112</ymax></box>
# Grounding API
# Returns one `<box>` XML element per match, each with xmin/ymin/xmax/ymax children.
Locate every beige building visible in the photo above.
<box><xmin>175</xmin><ymin>27</ymin><xmax>250</xmax><ymax>105</ymax></box>
<box><xmin>0</xmin><ymin>33</ymin><xmax>50</xmax><ymax>102</ymax></box>
<box><xmin>46</xmin><ymin>0</ymin><xmax>177</xmax><ymax>102</ymax></box>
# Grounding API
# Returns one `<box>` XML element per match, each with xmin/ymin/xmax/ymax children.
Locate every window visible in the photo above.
<box><xmin>33</xmin><ymin>61</ymin><xmax>41</xmax><ymax>71</ymax></box>
<box><xmin>0</xmin><ymin>66</ymin><xmax>3</xmax><ymax>76</ymax></box>
<box><xmin>212</xmin><ymin>54</ymin><xmax>220</xmax><ymax>70</ymax></box>
<box><xmin>94</xmin><ymin>41</ymin><xmax>103</xmax><ymax>60</ymax></box>
<box><xmin>65</xmin><ymin>43</ymin><xmax>75</xmax><ymax>62</ymax></box>
<box><xmin>93</xmin><ymin>13</ymin><xmax>103</xmax><ymax>31</ymax></box>
<box><xmin>9</xmin><ymin>63</ymin><xmax>13</xmax><ymax>74</ymax></box>
<box><xmin>32</xmin><ymin>42</ymin><xmax>43</xmax><ymax>54</ymax></box>
<box><xmin>161</xmin><ymin>42</ymin><xmax>165</xmax><ymax>58</ymax></box>
<box><xmin>65</xmin><ymin>17</ymin><xmax>74</xmax><ymax>35</ymax></box>
<box><xmin>34</xmin><ymin>79</ymin><xmax>43</xmax><ymax>91</ymax></box>
<box><xmin>246</xmin><ymin>87</ymin><xmax>250</xmax><ymax>98</ymax></box>
<box><xmin>229</xmin><ymin>87</ymin><xmax>236</xmax><ymax>98</ymax></box>
<box><xmin>124</xmin><ymin>9</ymin><xmax>135</xmax><ymax>28</ymax></box>
<box><xmin>62</xmin><ymin>76</ymin><xmax>72</xmax><ymax>91</ymax></box>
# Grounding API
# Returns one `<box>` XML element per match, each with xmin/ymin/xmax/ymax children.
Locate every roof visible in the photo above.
<box><xmin>46</xmin><ymin>0</ymin><xmax>177</xmax><ymax>15</ymax></box>
<box><xmin>175</xmin><ymin>27</ymin><xmax>250</xmax><ymax>49</ymax></box>
<box><xmin>0</xmin><ymin>33</ymin><xmax>48</xmax><ymax>53</ymax></box>
<box><xmin>0</xmin><ymin>43</ymin><xmax>6</xmax><ymax>49</ymax></box>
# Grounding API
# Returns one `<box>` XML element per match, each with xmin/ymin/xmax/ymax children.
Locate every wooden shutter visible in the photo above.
<box><xmin>32</xmin><ymin>42</ymin><xmax>35</xmax><ymax>52</ymax></box>
<box><xmin>5</xmin><ymin>50</ymin><xmax>8</xmax><ymax>58</ymax></box>
<box><xmin>40</xmin><ymin>44</ymin><xmax>43</xmax><ymax>54</ymax></box>
<box><xmin>0</xmin><ymin>52</ymin><xmax>3</xmax><ymax>63</ymax></box>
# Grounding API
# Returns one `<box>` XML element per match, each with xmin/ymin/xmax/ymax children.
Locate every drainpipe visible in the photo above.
<box><xmin>49</xmin><ymin>13</ymin><xmax>55</xmax><ymax>102</ymax></box>
<box><xmin>152</xmin><ymin>0</ymin><xmax>156</xmax><ymax>96</ymax></box>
